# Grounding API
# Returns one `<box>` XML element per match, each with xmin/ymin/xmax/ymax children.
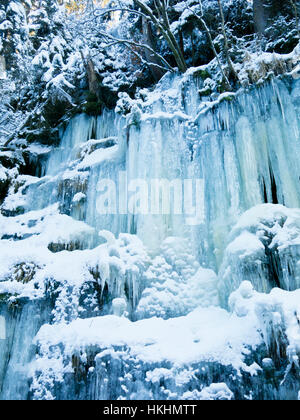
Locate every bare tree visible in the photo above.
<box><xmin>253</xmin><ymin>0</ymin><xmax>267</xmax><ymax>35</ymax></box>
<box><xmin>80</xmin><ymin>51</ymin><xmax>100</xmax><ymax>99</ymax></box>
<box><xmin>290</xmin><ymin>0</ymin><xmax>300</xmax><ymax>40</ymax></box>
<box><xmin>187</xmin><ymin>0</ymin><xmax>231</xmax><ymax>90</ymax></box>
<box><xmin>141</xmin><ymin>16</ymin><xmax>166</xmax><ymax>81</ymax></box>
<box><xmin>93</xmin><ymin>30</ymin><xmax>175</xmax><ymax>73</ymax></box>
<box><xmin>134</xmin><ymin>0</ymin><xmax>187</xmax><ymax>72</ymax></box>
<box><xmin>217</xmin><ymin>0</ymin><xmax>239</xmax><ymax>83</ymax></box>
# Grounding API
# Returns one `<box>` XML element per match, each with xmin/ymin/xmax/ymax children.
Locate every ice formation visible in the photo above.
<box><xmin>1</xmin><ymin>72</ymin><xmax>300</xmax><ymax>399</ymax></box>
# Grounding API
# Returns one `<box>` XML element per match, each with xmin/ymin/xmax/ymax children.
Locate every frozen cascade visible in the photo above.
<box><xmin>1</xmin><ymin>73</ymin><xmax>300</xmax><ymax>399</ymax></box>
<box><xmin>74</xmin><ymin>75</ymin><xmax>300</xmax><ymax>265</ymax></box>
<box><xmin>0</xmin><ymin>300</ymin><xmax>52</xmax><ymax>399</ymax></box>
<box><xmin>21</xmin><ymin>110</ymin><xmax>119</xmax><ymax>215</ymax></box>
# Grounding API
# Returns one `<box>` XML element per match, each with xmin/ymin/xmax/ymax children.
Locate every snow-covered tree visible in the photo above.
<box><xmin>0</xmin><ymin>0</ymin><xmax>298</xmax><ymax>147</ymax></box>
<box><xmin>0</xmin><ymin>1</ymin><xmax>32</xmax><ymax>78</ymax></box>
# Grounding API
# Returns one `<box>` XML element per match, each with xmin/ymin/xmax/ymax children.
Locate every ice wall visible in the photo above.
<box><xmin>0</xmin><ymin>299</ymin><xmax>51</xmax><ymax>399</ymax></box>
<box><xmin>128</xmin><ymin>76</ymin><xmax>300</xmax><ymax>267</ymax></box>
<box><xmin>19</xmin><ymin>75</ymin><xmax>300</xmax><ymax>269</ymax></box>
<box><xmin>1</xmin><ymin>73</ymin><xmax>300</xmax><ymax>399</ymax></box>
<box><xmin>78</xmin><ymin>75</ymin><xmax>300</xmax><ymax>267</ymax></box>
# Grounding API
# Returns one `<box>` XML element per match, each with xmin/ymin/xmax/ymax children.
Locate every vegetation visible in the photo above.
<box><xmin>0</xmin><ymin>1</ymin><xmax>299</xmax><ymax>145</ymax></box>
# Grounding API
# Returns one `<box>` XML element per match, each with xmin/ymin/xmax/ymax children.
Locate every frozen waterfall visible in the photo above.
<box><xmin>1</xmin><ymin>73</ymin><xmax>300</xmax><ymax>399</ymax></box>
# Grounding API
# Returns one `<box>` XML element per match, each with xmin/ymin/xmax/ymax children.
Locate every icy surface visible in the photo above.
<box><xmin>219</xmin><ymin>204</ymin><xmax>300</xmax><ymax>305</ymax></box>
<box><xmin>1</xmin><ymin>75</ymin><xmax>300</xmax><ymax>399</ymax></box>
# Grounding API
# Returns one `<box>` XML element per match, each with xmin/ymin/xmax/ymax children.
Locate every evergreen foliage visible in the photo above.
<box><xmin>0</xmin><ymin>0</ymin><xmax>299</xmax><ymax>145</ymax></box>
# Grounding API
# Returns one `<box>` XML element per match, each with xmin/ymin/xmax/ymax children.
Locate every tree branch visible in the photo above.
<box><xmin>97</xmin><ymin>30</ymin><xmax>174</xmax><ymax>72</ymax></box>
<box><xmin>186</xmin><ymin>1</ymin><xmax>231</xmax><ymax>89</ymax></box>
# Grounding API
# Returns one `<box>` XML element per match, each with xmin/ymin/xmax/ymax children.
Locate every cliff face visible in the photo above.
<box><xmin>1</xmin><ymin>73</ymin><xmax>300</xmax><ymax>400</ymax></box>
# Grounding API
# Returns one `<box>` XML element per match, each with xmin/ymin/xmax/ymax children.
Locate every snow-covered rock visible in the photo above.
<box><xmin>219</xmin><ymin>204</ymin><xmax>300</xmax><ymax>306</ymax></box>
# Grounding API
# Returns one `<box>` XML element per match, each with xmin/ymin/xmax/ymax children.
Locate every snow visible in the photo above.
<box><xmin>219</xmin><ymin>204</ymin><xmax>300</xmax><ymax>304</ymax></box>
<box><xmin>112</xmin><ymin>298</ymin><xmax>127</xmax><ymax>317</ymax></box>
<box><xmin>194</xmin><ymin>92</ymin><xmax>236</xmax><ymax>120</ymax></box>
<box><xmin>197</xmin><ymin>383</ymin><xmax>234</xmax><ymax>400</ymax></box>
<box><xmin>31</xmin><ymin>278</ymin><xmax>300</xmax><ymax>399</ymax></box>
<box><xmin>226</xmin><ymin>231</ymin><xmax>265</xmax><ymax>258</ymax></box>
<box><xmin>27</xmin><ymin>144</ymin><xmax>51</xmax><ymax>155</ymax></box>
<box><xmin>0</xmin><ymin>21</ymin><xmax>13</xmax><ymax>31</ymax></box>
<box><xmin>0</xmin><ymin>164</ymin><xmax>7</xmax><ymax>182</ymax></box>
<box><xmin>77</xmin><ymin>144</ymin><xmax>119</xmax><ymax>169</ymax></box>
<box><xmin>0</xmin><ymin>204</ymin><xmax>97</xmax><ymax>297</ymax></box>
<box><xmin>230</xmin><ymin>282</ymin><xmax>300</xmax><ymax>364</ymax></box>
<box><xmin>2</xmin><ymin>174</ymin><xmax>42</xmax><ymax>212</ymax></box>
<box><xmin>141</xmin><ymin>110</ymin><xmax>190</xmax><ymax>122</ymax></box>
<box><xmin>0</xmin><ymin>315</ymin><xmax>5</xmax><ymax>340</ymax></box>
<box><xmin>7</xmin><ymin>1</ymin><xmax>26</xmax><ymax>17</ymax></box>
<box><xmin>237</xmin><ymin>44</ymin><xmax>300</xmax><ymax>86</ymax></box>
<box><xmin>136</xmin><ymin>263</ymin><xmax>218</xmax><ymax>319</ymax></box>
<box><xmin>230</xmin><ymin>204</ymin><xmax>300</xmax><ymax>242</ymax></box>
<box><xmin>231</xmin><ymin>204</ymin><xmax>300</xmax><ymax>253</ymax></box>
<box><xmin>72</xmin><ymin>192</ymin><xmax>86</xmax><ymax>203</ymax></box>
<box><xmin>2</xmin><ymin>41</ymin><xmax>300</xmax><ymax>399</ymax></box>
<box><xmin>35</xmin><ymin>304</ymin><xmax>261</xmax><ymax>369</ymax></box>
<box><xmin>79</xmin><ymin>137</ymin><xmax>117</xmax><ymax>157</ymax></box>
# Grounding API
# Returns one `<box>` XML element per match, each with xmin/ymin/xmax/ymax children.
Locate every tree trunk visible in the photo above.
<box><xmin>133</xmin><ymin>0</ymin><xmax>187</xmax><ymax>73</ymax></box>
<box><xmin>217</xmin><ymin>0</ymin><xmax>239</xmax><ymax>84</ymax></box>
<box><xmin>290</xmin><ymin>0</ymin><xmax>300</xmax><ymax>39</ymax></box>
<box><xmin>194</xmin><ymin>0</ymin><xmax>231</xmax><ymax>90</ymax></box>
<box><xmin>0</xmin><ymin>56</ymin><xmax>6</xmax><ymax>79</ymax></box>
<box><xmin>81</xmin><ymin>52</ymin><xmax>100</xmax><ymax>99</ymax></box>
<box><xmin>142</xmin><ymin>18</ymin><xmax>166</xmax><ymax>81</ymax></box>
<box><xmin>253</xmin><ymin>0</ymin><xmax>267</xmax><ymax>35</ymax></box>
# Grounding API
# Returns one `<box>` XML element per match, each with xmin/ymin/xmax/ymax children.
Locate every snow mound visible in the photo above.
<box><xmin>219</xmin><ymin>204</ymin><xmax>300</xmax><ymax>305</ymax></box>
<box><xmin>230</xmin><ymin>281</ymin><xmax>300</xmax><ymax>368</ymax></box>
